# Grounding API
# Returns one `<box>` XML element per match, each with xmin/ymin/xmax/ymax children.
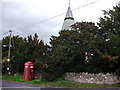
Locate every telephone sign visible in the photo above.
<box><xmin>23</xmin><ymin>61</ymin><xmax>34</xmax><ymax>81</ymax></box>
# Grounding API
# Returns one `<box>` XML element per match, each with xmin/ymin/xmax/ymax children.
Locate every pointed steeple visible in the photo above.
<box><xmin>62</xmin><ymin>0</ymin><xmax>75</xmax><ymax>30</ymax></box>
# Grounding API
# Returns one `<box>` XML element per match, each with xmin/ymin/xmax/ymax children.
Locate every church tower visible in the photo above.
<box><xmin>62</xmin><ymin>0</ymin><xmax>75</xmax><ymax>30</ymax></box>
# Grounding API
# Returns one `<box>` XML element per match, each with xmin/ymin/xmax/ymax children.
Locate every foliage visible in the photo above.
<box><xmin>96</xmin><ymin>5</ymin><xmax>120</xmax><ymax>74</ymax></box>
<box><xmin>2</xmin><ymin>33</ymin><xmax>48</xmax><ymax>74</ymax></box>
<box><xmin>42</xmin><ymin>22</ymin><xmax>100</xmax><ymax>80</ymax></box>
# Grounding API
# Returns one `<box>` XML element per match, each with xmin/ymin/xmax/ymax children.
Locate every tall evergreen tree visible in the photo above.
<box><xmin>97</xmin><ymin>5</ymin><xmax>120</xmax><ymax>74</ymax></box>
<box><xmin>2</xmin><ymin>33</ymin><xmax>48</xmax><ymax>74</ymax></box>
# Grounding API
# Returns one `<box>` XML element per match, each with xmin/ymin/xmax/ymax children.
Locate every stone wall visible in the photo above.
<box><xmin>65</xmin><ymin>72</ymin><xmax>120</xmax><ymax>85</ymax></box>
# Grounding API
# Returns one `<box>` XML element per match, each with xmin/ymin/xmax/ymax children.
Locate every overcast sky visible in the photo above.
<box><xmin>1</xmin><ymin>0</ymin><xmax>120</xmax><ymax>44</ymax></box>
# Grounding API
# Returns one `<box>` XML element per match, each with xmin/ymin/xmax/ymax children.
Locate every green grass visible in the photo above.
<box><xmin>2</xmin><ymin>75</ymin><xmax>120</xmax><ymax>88</ymax></box>
<box><xmin>2</xmin><ymin>75</ymin><xmax>47</xmax><ymax>85</ymax></box>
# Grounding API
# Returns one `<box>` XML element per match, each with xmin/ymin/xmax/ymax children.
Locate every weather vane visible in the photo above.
<box><xmin>69</xmin><ymin>0</ymin><xmax>71</xmax><ymax>7</ymax></box>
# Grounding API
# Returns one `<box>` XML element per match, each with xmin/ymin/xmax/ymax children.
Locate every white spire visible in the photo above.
<box><xmin>62</xmin><ymin>0</ymin><xmax>75</xmax><ymax>30</ymax></box>
<box><xmin>65</xmin><ymin>6</ymin><xmax>74</xmax><ymax>19</ymax></box>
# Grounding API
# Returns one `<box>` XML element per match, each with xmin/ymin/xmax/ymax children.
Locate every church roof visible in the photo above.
<box><xmin>64</xmin><ymin>6</ymin><xmax>74</xmax><ymax>20</ymax></box>
<box><xmin>62</xmin><ymin>0</ymin><xmax>75</xmax><ymax>30</ymax></box>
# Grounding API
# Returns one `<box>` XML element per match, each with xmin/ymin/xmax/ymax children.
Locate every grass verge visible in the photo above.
<box><xmin>2</xmin><ymin>75</ymin><xmax>120</xmax><ymax>88</ymax></box>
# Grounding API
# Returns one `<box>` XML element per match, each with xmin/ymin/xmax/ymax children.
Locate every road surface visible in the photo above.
<box><xmin>1</xmin><ymin>80</ymin><xmax>54</xmax><ymax>90</ymax></box>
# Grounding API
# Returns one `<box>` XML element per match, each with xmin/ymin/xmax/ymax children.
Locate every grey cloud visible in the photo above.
<box><xmin>2</xmin><ymin>2</ymin><xmax>61</xmax><ymax>44</ymax></box>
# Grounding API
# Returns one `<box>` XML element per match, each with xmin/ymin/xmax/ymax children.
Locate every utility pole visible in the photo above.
<box><xmin>7</xmin><ymin>30</ymin><xmax>12</xmax><ymax>75</ymax></box>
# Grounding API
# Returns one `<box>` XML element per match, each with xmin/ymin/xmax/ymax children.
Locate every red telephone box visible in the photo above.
<box><xmin>23</xmin><ymin>61</ymin><xmax>34</xmax><ymax>81</ymax></box>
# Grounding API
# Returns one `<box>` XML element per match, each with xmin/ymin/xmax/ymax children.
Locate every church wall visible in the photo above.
<box><xmin>64</xmin><ymin>72</ymin><xmax>120</xmax><ymax>85</ymax></box>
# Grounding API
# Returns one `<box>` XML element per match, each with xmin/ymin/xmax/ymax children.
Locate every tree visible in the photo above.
<box><xmin>96</xmin><ymin>5</ymin><xmax>120</xmax><ymax>74</ymax></box>
<box><xmin>2</xmin><ymin>35</ymin><xmax>25</xmax><ymax>74</ymax></box>
<box><xmin>2</xmin><ymin>33</ymin><xmax>48</xmax><ymax>75</ymax></box>
<box><xmin>42</xmin><ymin>22</ymin><xmax>100</xmax><ymax>80</ymax></box>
